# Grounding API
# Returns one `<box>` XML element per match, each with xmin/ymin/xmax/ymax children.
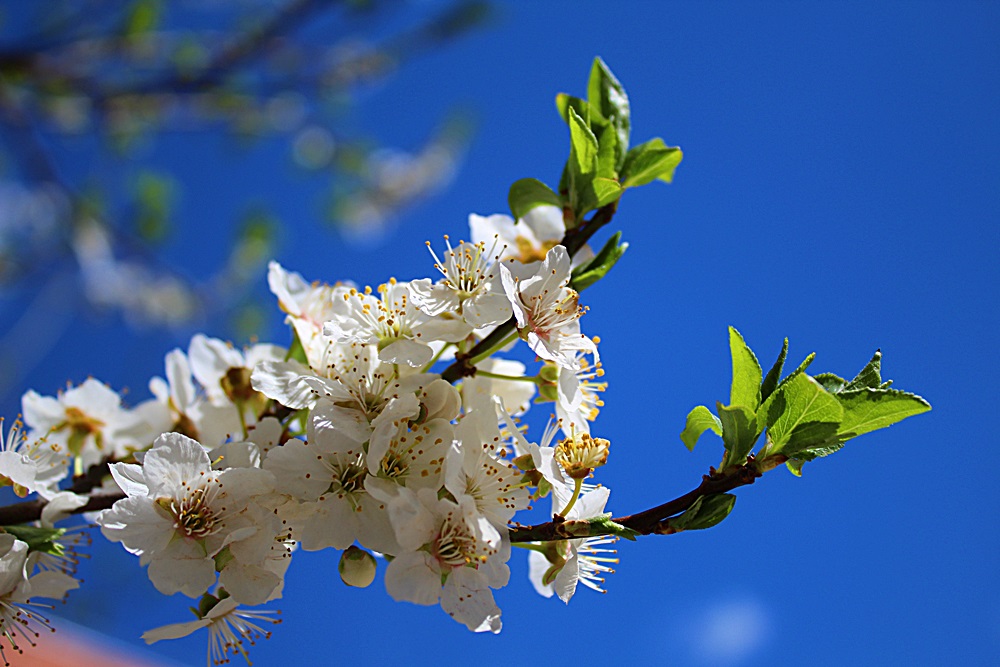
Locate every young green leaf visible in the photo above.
<box><xmin>565</xmin><ymin>107</ymin><xmax>623</xmax><ymax>217</ymax></box>
<box><xmin>718</xmin><ymin>403</ymin><xmax>760</xmax><ymax>468</ymax></box>
<box><xmin>665</xmin><ymin>494</ymin><xmax>737</xmax><ymax>532</ymax></box>
<box><xmin>729</xmin><ymin>327</ymin><xmax>763</xmax><ymax>410</ymax></box>
<box><xmin>844</xmin><ymin>350</ymin><xmax>882</xmax><ymax>390</ymax></box>
<box><xmin>679</xmin><ymin>404</ymin><xmax>722</xmax><ymax>451</ymax></box>
<box><xmin>620</xmin><ymin>138</ymin><xmax>683</xmax><ymax>188</ymax></box>
<box><xmin>567</xmin><ymin>106</ymin><xmax>599</xmax><ymax>178</ymax></box>
<box><xmin>587</xmin><ymin>57</ymin><xmax>631</xmax><ymax>169</ymax></box>
<box><xmin>570</xmin><ymin>232</ymin><xmax>628</xmax><ymax>292</ymax></box>
<box><xmin>834</xmin><ymin>387</ymin><xmax>931</xmax><ymax>441</ymax></box>
<box><xmin>508</xmin><ymin>178</ymin><xmax>561</xmax><ymax>220</ymax></box>
<box><xmin>556</xmin><ymin>93</ymin><xmax>608</xmax><ymax>129</ymax></box>
<box><xmin>757</xmin><ymin>352</ymin><xmax>817</xmax><ymax>431</ymax></box>
<box><xmin>813</xmin><ymin>372</ymin><xmax>847</xmax><ymax>394</ymax></box>
<box><xmin>786</xmin><ymin>459</ymin><xmax>805</xmax><ymax>477</ymax></box>
<box><xmin>764</xmin><ymin>373</ymin><xmax>843</xmax><ymax>455</ymax></box>
<box><xmin>760</xmin><ymin>338</ymin><xmax>788</xmax><ymax>403</ymax></box>
<box><xmin>4</xmin><ymin>525</ymin><xmax>66</xmax><ymax>556</ymax></box>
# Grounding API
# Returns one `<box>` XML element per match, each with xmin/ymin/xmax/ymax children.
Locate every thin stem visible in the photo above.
<box><xmin>420</xmin><ymin>342</ymin><xmax>453</xmax><ymax>373</ymax></box>
<box><xmin>558</xmin><ymin>478</ymin><xmax>584</xmax><ymax>517</ymax></box>
<box><xmin>472</xmin><ymin>370</ymin><xmax>537</xmax><ymax>384</ymax></box>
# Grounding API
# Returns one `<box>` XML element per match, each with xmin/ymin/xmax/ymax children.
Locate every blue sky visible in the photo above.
<box><xmin>1</xmin><ymin>2</ymin><xmax>997</xmax><ymax>665</ymax></box>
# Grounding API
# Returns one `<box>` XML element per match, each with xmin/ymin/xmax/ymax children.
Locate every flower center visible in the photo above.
<box><xmin>159</xmin><ymin>487</ymin><xmax>220</xmax><ymax>539</ymax></box>
<box><xmin>432</xmin><ymin>519</ymin><xmax>486</xmax><ymax>570</ymax></box>
<box><xmin>555</xmin><ymin>433</ymin><xmax>610</xmax><ymax>479</ymax></box>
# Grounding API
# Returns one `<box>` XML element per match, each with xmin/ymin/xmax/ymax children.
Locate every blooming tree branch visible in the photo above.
<box><xmin>0</xmin><ymin>58</ymin><xmax>930</xmax><ymax>666</ymax></box>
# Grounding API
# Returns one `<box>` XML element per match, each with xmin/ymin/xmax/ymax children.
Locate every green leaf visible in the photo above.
<box><xmin>789</xmin><ymin>440</ymin><xmax>845</xmax><ymax>462</ymax></box>
<box><xmin>567</xmin><ymin>106</ymin><xmax>599</xmax><ymax>175</ymax></box>
<box><xmin>760</xmin><ymin>338</ymin><xmax>788</xmax><ymax>403</ymax></box>
<box><xmin>570</xmin><ymin>231</ymin><xmax>628</xmax><ymax>292</ymax></box>
<box><xmin>285</xmin><ymin>328</ymin><xmax>308</xmax><ymax>365</ymax></box>
<box><xmin>666</xmin><ymin>494</ymin><xmax>737</xmax><ymax>532</ymax></box>
<box><xmin>834</xmin><ymin>387</ymin><xmax>931</xmax><ymax>441</ymax></box>
<box><xmin>679</xmin><ymin>405</ymin><xmax>722</xmax><ymax>452</ymax></box>
<box><xmin>508</xmin><ymin>178</ymin><xmax>561</xmax><ymax>220</ymax></box>
<box><xmin>786</xmin><ymin>459</ymin><xmax>805</xmax><ymax>477</ymax></box>
<box><xmin>587</xmin><ymin>515</ymin><xmax>639</xmax><ymax>541</ymax></box>
<box><xmin>758</xmin><ymin>352</ymin><xmax>817</xmax><ymax>431</ymax></box>
<box><xmin>813</xmin><ymin>372</ymin><xmax>847</xmax><ymax>394</ymax></box>
<box><xmin>587</xmin><ymin>57</ymin><xmax>630</xmax><ymax>168</ymax></box>
<box><xmin>718</xmin><ymin>403</ymin><xmax>760</xmax><ymax>468</ymax></box>
<box><xmin>765</xmin><ymin>373</ymin><xmax>843</xmax><ymax>455</ymax></box>
<box><xmin>620</xmin><ymin>138</ymin><xmax>683</xmax><ymax>188</ymax></box>
<box><xmin>565</xmin><ymin>106</ymin><xmax>623</xmax><ymax>217</ymax></box>
<box><xmin>595</xmin><ymin>122</ymin><xmax>619</xmax><ymax>179</ymax></box>
<box><xmin>729</xmin><ymin>327</ymin><xmax>763</xmax><ymax>410</ymax></box>
<box><xmin>556</xmin><ymin>94</ymin><xmax>608</xmax><ymax>129</ymax></box>
<box><xmin>845</xmin><ymin>350</ymin><xmax>882</xmax><ymax>391</ymax></box>
<box><xmin>4</xmin><ymin>525</ymin><xmax>65</xmax><ymax>556</ymax></box>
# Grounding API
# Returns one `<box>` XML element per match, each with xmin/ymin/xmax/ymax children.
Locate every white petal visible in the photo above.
<box><xmin>441</xmin><ymin>567</ymin><xmax>502</xmax><ymax>633</ymax></box>
<box><xmin>384</xmin><ymin>551</ymin><xmax>441</xmax><ymax>606</ymax></box>
<box><xmin>143</xmin><ymin>618</ymin><xmax>210</xmax><ymax>644</ymax></box>
<box><xmin>142</xmin><ymin>433</ymin><xmax>211</xmax><ymax>498</ymax></box>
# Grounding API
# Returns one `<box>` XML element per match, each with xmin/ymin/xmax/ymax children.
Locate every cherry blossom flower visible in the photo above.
<box><xmin>364</xmin><ymin>394</ymin><xmax>454</xmax><ymax>500</ymax></box>
<box><xmin>267</xmin><ymin>261</ymin><xmax>353</xmax><ymax>371</ymax></box>
<box><xmin>139</xmin><ymin>348</ymin><xmax>243</xmax><ymax>448</ymax></box>
<box><xmin>499</xmin><ymin>245</ymin><xmax>597</xmax><ymax>369</ymax></box>
<box><xmin>0</xmin><ymin>533</ymin><xmax>79</xmax><ymax>666</ymax></box>
<box><xmin>263</xmin><ymin>400</ymin><xmax>397</xmax><ymax>554</ymax></box>
<box><xmin>0</xmin><ymin>417</ymin><xmax>68</xmax><ymax>499</ymax></box>
<box><xmin>462</xmin><ymin>358</ymin><xmax>536</xmax><ymax>416</ymax></box>
<box><xmin>410</xmin><ymin>236</ymin><xmax>511</xmax><ymax>329</ymax></box>
<box><xmin>188</xmin><ymin>334</ymin><xmax>284</xmax><ymax>414</ymax></box>
<box><xmin>553</xmin><ymin>350</ymin><xmax>607</xmax><ymax>436</ymax></box>
<box><xmin>22</xmin><ymin>378</ymin><xmax>150</xmax><ymax>468</ymax></box>
<box><xmin>444</xmin><ymin>409</ymin><xmax>529</xmax><ymax>530</ymax></box>
<box><xmin>467</xmin><ymin>207</ymin><xmax>560</xmax><ymax>261</ymax></box>
<box><xmin>528</xmin><ymin>485</ymin><xmax>618</xmax><ymax>603</ymax></box>
<box><xmin>143</xmin><ymin>594</ymin><xmax>281</xmax><ymax>667</ymax></box>
<box><xmin>323</xmin><ymin>280</ymin><xmax>469</xmax><ymax>367</ymax></box>
<box><xmin>97</xmin><ymin>433</ymin><xmax>276</xmax><ymax>599</ymax></box>
<box><xmin>380</xmin><ymin>487</ymin><xmax>508</xmax><ymax>633</ymax></box>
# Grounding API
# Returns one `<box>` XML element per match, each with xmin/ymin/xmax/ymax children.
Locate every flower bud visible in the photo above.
<box><xmin>339</xmin><ymin>546</ymin><xmax>377</xmax><ymax>588</ymax></box>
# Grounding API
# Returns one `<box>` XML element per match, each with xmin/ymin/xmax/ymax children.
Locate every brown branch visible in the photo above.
<box><xmin>507</xmin><ymin>456</ymin><xmax>785</xmax><ymax>543</ymax></box>
<box><xmin>0</xmin><ymin>458</ymin><xmax>120</xmax><ymax>526</ymax></box>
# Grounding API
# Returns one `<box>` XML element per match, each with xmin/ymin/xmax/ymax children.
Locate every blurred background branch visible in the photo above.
<box><xmin>0</xmin><ymin>0</ymin><xmax>488</xmax><ymax>402</ymax></box>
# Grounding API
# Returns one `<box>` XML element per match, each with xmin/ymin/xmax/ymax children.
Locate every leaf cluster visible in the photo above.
<box><xmin>507</xmin><ymin>57</ymin><xmax>682</xmax><ymax>295</ymax></box>
<box><xmin>680</xmin><ymin>327</ymin><xmax>931</xmax><ymax>477</ymax></box>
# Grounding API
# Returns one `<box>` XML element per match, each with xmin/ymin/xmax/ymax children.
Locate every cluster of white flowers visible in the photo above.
<box><xmin>0</xmin><ymin>205</ymin><xmax>617</xmax><ymax>665</ymax></box>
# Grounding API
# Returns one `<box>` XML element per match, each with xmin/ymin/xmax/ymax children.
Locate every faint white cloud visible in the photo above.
<box><xmin>671</xmin><ymin>597</ymin><xmax>772</xmax><ymax>666</ymax></box>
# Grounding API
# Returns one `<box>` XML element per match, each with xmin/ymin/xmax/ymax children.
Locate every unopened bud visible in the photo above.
<box><xmin>339</xmin><ymin>546</ymin><xmax>377</xmax><ymax>588</ymax></box>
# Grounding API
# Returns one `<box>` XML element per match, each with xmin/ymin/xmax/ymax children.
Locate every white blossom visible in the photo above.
<box><xmin>0</xmin><ymin>417</ymin><xmax>68</xmax><ymax>499</ymax></box>
<box><xmin>323</xmin><ymin>280</ymin><xmax>468</xmax><ymax>367</ymax></box>
<box><xmin>381</xmin><ymin>487</ymin><xmax>508</xmax><ymax>633</ymax></box>
<box><xmin>0</xmin><ymin>533</ymin><xmax>79</xmax><ymax>665</ymax></box>
<box><xmin>97</xmin><ymin>433</ymin><xmax>276</xmax><ymax>599</ymax></box>
<box><xmin>22</xmin><ymin>378</ymin><xmax>150</xmax><ymax>468</ymax></box>
<box><xmin>528</xmin><ymin>485</ymin><xmax>618</xmax><ymax>603</ymax></box>
<box><xmin>410</xmin><ymin>236</ymin><xmax>511</xmax><ymax>329</ymax></box>
<box><xmin>143</xmin><ymin>595</ymin><xmax>281</xmax><ymax>667</ymax></box>
<box><xmin>499</xmin><ymin>245</ymin><xmax>597</xmax><ymax>369</ymax></box>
